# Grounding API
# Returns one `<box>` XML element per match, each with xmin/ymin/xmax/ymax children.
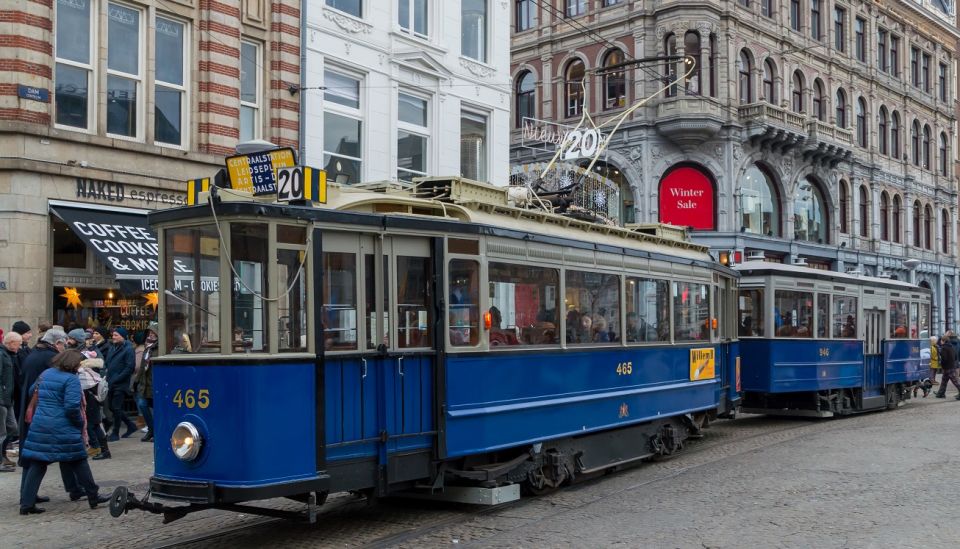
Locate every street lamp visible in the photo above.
<box><xmin>902</xmin><ymin>258</ymin><xmax>920</xmax><ymax>285</ymax></box>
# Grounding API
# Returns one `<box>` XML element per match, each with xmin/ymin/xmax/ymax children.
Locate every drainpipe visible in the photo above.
<box><xmin>298</xmin><ymin>0</ymin><xmax>308</xmax><ymax>165</ymax></box>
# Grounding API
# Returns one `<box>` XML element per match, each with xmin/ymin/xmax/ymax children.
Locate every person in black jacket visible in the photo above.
<box><xmin>935</xmin><ymin>334</ymin><xmax>960</xmax><ymax>399</ymax></box>
<box><xmin>104</xmin><ymin>327</ymin><xmax>137</xmax><ymax>441</ymax></box>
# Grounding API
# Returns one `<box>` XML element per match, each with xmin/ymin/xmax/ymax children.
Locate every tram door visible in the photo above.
<box><xmin>864</xmin><ymin>310</ymin><xmax>884</xmax><ymax>355</ymax></box>
<box><xmin>862</xmin><ymin>309</ymin><xmax>886</xmax><ymax>396</ymax></box>
<box><xmin>322</xmin><ymin>233</ymin><xmax>436</xmax><ymax>489</ymax></box>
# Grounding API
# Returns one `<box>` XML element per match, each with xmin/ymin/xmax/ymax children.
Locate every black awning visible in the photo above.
<box><xmin>50</xmin><ymin>203</ymin><xmax>159</xmax><ymax>294</ymax></box>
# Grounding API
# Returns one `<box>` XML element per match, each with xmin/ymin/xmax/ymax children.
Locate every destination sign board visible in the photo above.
<box><xmin>225</xmin><ymin>148</ymin><xmax>296</xmax><ymax>196</ymax></box>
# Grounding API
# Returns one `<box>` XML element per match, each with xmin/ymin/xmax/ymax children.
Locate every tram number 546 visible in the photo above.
<box><xmin>173</xmin><ymin>389</ymin><xmax>210</xmax><ymax>409</ymax></box>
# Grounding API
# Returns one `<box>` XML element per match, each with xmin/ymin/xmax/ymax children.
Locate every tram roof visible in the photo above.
<box><xmin>152</xmin><ymin>179</ymin><xmax>735</xmax><ymax>275</ymax></box>
<box><xmin>735</xmin><ymin>260</ymin><xmax>931</xmax><ymax>294</ymax></box>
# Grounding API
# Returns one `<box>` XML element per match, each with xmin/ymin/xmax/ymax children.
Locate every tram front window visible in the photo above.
<box><xmin>277</xmin><ymin>248</ymin><xmax>309</xmax><ymax>352</ymax></box>
<box><xmin>322</xmin><ymin>252</ymin><xmax>357</xmax><ymax>351</ymax></box>
<box><xmin>832</xmin><ymin>296</ymin><xmax>857</xmax><ymax>338</ymax></box>
<box><xmin>163</xmin><ymin>226</ymin><xmax>221</xmax><ymax>354</ymax></box>
<box><xmin>890</xmin><ymin>300</ymin><xmax>909</xmax><ymax>338</ymax></box>
<box><xmin>231</xmin><ymin>223</ymin><xmax>268</xmax><ymax>352</ymax></box>
<box><xmin>626</xmin><ymin>277</ymin><xmax>670</xmax><ymax>342</ymax></box>
<box><xmin>774</xmin><ymin>290</ymin><xmax>814</xmax><ymax>338</ymax></box>
<box><xmin>909</xmin><ymin>302</ymin><xmax>919</xmax><ymax>338</ymax></box>
<box><xmin>565</xmin><ymin>270</ymin><xmax>620</xmax><ymax>344</ymax></box>
<box><xmin>737</xmin><ymin>289</ymin><xmax>764</xmax><ymax>337</ymax></box>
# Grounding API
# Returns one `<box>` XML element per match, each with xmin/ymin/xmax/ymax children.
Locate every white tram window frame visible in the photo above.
<box><xmin>447</xmin><ymin>257</ymin><xmax>481</xmax><ymax>349</ymax></box>
<box><xmin>487</xmin><ymin>260</ymin><xmax>561</xmax><ymax>348</ymax></box>
<box><xmin>563</xmin><ymin>268</ymin><xmax>622</xmax><ymax>346</ymax></box>
<box><xmin>276</xmin><ymin>224</ymin><xmax>311</xmax><ymax>354</ymax></box>
<box><xmin>832</xmin><ymin>294</ymin><xmax>858</xmax><ymax>339</ymax></box>
<box><xmin>320</xmin><ymin>233</ymin><xmax>364</xmax><ymax>356</ymax></box>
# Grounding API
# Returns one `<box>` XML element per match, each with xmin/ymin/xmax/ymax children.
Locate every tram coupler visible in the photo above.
<box><xmin>109</xmin><ymin>486</ymin><xmax>195</xmax><ymax>524</ymax></box>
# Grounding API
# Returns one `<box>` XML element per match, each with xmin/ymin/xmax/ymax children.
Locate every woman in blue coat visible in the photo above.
<box><xmin>19</xmin><ymin>349</ymin><xmax>109</xmax><ymax>515</ymax></box>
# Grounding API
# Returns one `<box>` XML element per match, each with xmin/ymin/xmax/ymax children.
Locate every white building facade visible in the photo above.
<box><xmin>304</xmin><ymin>1</ymin><xmax>511</xmax><ymax>186</ymax></box>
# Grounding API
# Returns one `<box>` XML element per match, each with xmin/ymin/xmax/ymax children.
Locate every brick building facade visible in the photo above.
<box><xmin>0</xmin><ymin>0</ymin><xmax>300</xmax><ymax>331</ymax></box>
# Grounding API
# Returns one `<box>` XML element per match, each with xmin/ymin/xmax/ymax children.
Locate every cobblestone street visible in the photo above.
<box><xmin>3</xmin><ymin>390</ymin><xmax>960</xmax><ymax>548</ymax></box>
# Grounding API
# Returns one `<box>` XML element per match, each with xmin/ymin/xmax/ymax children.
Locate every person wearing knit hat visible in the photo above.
<box><xmin>11</xmin><ymin>321</ymin><xmax>31</xmax><ymax>337</ymax></box>
<box><xmin>134</xmin><ymin>322</ymin><xmax>159</xmax><ymax>442</ymax></box>
<box><xmin>104</xmin><ymin>326</ymin><xmax>137</xmax><ymax>440</ymax></box>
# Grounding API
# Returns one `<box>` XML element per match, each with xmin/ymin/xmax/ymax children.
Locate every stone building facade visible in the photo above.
<box><xmin>0</xmin><ymin>0</ymin><xmax>300</xmax><ymax>331</ymax></box>
<box><xmin>303</xmin><ymin>1</ymin><xmax>511</xmax><ymax>186</ymax></box>
<box><xmin>511</xmin><ymin>0</ymin><xmax>960</xmax><ymax>333</ymax></box>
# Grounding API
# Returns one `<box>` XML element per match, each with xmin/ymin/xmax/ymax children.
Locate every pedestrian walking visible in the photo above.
<box><xmin>133</xmin><ymin>322</ymin><xmax>157</xmax><ymax>442</ymax></box>
<box><xmin>1</xmin><ymin>331</ymin><xmax>23</xmax><ymax>471</ymax></box>
<box><xmin>18</xmin><ymin>349</ymin><xmax>110</xmax><ymax>515</ymax></box>
<box><xmin>934</xmin><ymin>334</ymin><xmax>960</xmax><ymax>399</ymax></box>
<box><xmin>11</xmin><ymin>321</ymin><xmax>33</xmax><ymax>430</ymax></box>
<box><xmin>104</xmin><ymin>327</ymin><xmax>137</xmax><ymax>441</ymax></box>
<box><xmin>78</xmin><ymin>351</ymin><xmax>110</xmax><ymax>460</ymax></box>
<box><xmin>929</xmin><ymin>335</ymin><xmax>940</xmax><ymax>384</ymax></box>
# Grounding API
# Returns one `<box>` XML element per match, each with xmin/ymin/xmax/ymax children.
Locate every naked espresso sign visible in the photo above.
<box><xmin>658</xmin><ymin>166</ymin><xmax>715</xmax><ymax>230</ymax></box>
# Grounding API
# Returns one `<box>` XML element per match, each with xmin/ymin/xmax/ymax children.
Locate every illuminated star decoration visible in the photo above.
<box><xmin>144</xmin><ymin>292</ymin><xmax>159</xmax><ymax>310</ymax></box>
<box><xmin>61</xmin><ymin>287</ymin><xmax>82</xmax><ymax>309</ymax></box>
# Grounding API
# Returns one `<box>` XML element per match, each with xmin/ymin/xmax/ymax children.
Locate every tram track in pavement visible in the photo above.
<box><xmin>146</xmin><ymin>412</ymin><xmax>893</xmax><ymax>548</ymax></box>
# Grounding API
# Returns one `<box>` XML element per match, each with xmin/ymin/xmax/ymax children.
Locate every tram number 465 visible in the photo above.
<box><xmin>616</xmin><ymin>361</ymin><xmax>633</xmax><ymax>375</ymax></box>
<box><xmin>172</xmin><ymin>389</ymin><xmax>210</xmax><ymax>409</ymax></box>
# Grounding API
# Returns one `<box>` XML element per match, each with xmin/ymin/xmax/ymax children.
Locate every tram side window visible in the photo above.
<box><xmin>163</xmin><ymin>226</ymin><xmax>221</xmax><ymax>354</ymax></box>
<box><xmin>231</xmin><ymin>223</ymin><xmax>269</xmax><ymax>353</ymax></box>
<box><xmin>278</xmin><ymin>248</ymin><xmax>309</xmax><ymax>352</ymax></box>
<box><xmin>674</xmin><ymin>282</ymin><xmax>709</xmax><ymax>342</ymax></box>
<box><xmin>890</xmin><ymin>300</ymin><xmax>909</xmax><ymax>338</ymax></box>
<box><xmin>365</xmin><ymin>255</ymin><xmax>389</xmax><ymax>350</ymax></box>
<box><xmin>625</xmin><ymin>277</ymin><xmax>670</xmax><ymax>342</ymax></box>
<box><xmin>449</xmin><ymin>259</ymin><xmax>480</xmax><ymax>347</ymax></box>
<box><xmin>816</xmin><ymin>294</ymin><xmax>829</xmax><ymax>338</ymax></box>
<box><xmin>489</xmin><ymin>262</ymin><xmax>560</xmax><ymax>346</ymax></box>
<box><xmin>832</xmin><ymin>296</ymin><xmax>857</xmax><ymax>338</ymax></box>
<box><xmin>737</xmin><ymin>289</ymin><xmax>764</xmax><ymax>337</ymax></box>
<box><xmin>774</xmin><ymin>290</ymin><xmax>814</xmax><ymax>338</ymax></box>
<box><xmin>565</xmin><ymin>270</ymin><xmax>621</xmax><ymax>344</ymax></box>
<box><xmin>921</xmin><ymin>303</ymin><xmax>931</xmax><ymax>336</ymax></box>
<box><xmin>322</xmin><ymin>252</ymin><xmax>357</xmax><ymax>351</ymax></box>
<box><xmin>397</xmin><ymin>256</ymin><xmax>433</xmax><ymax>349</ymax></box>
<box><xmin>909</xmin><ymin>302</ymin><xmax>919</xmax><ymax>338</ymax></box>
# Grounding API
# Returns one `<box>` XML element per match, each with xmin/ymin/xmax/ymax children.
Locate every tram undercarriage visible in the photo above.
<box><xmin>740</xmin><ymin>383</ymin><xmax>916</xmax><ymax>418</ymax></box>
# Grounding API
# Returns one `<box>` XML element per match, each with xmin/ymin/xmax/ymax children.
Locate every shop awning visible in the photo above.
<box><xmin>50</xmin><ymin>201</ymin><xmax>159</xmax><ymax>294</ymax></box>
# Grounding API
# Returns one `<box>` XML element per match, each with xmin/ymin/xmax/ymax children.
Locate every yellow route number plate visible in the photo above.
<box><xmin>689</xmin><ymin>348</ymin><xmax>715</xmax><ymax>381</ymax></box>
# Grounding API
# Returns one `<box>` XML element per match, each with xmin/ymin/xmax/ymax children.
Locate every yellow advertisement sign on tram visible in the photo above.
<box><xmin>689</xmin><ymin>348</ymin><xmax>716</xmax><ymax>381</ymax></box>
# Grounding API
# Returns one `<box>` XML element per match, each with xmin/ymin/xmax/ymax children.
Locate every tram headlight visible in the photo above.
<box><xmin>171</xmin><ymin>422</ymin><xmax>203</xmax><ymax>461</ymax></box>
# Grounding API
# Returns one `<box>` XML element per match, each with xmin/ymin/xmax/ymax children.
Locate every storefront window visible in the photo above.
<box><xmin>674</xmin><ymin>281</ymin><xmax>709</xmax><ymax>341</ymax></box>
<box><xmin>889</xmin><ymin>300</ymin><xmax>909</xmax><ymax>338</ymax></box>
<box><xmin>565</xmin><ymin>270</ymin><xmax>620</xmax><ymax>344</ymax></box>
<box><xmin>832</xmin><ymin>296</ymin><xmax>857</xmax><ymax>338</ymax></box>
<box><xmin>489</xmin><ymin>262</ymin><xmax>559</xmax><ymax>346</ymax></box>
<box><xmin>164</xmin><ymin>226</ymin><xmax>221</xmax><ymax>353</ymax></box>
<box><xmin>625</xmin><ymin>277</ymin><xmax>670</xmax><ymax>342</ymax></box>
<box><xmin>449</xmin><ymin>259</ymin><xmax>480</xmax><ymax>347</ymax></box>
<box><xmin>794</xmin><ymin>178</ymin><xmax>828</xmax><ymax>243</ymax></box>
<box><xmin>774</xmin><ymin>290</ymin><xmax>814</xmax><ymax>338</ymax></box>
<box><xmin>738</xmin><ymin>288</ymin><xmax>764</xmax><ymax>337</ymax></box>
<box><xmin>52</xmin><ymin>218</ymin><xmax>87</xmax><ymax>269</ymax></box>
<box><xmin>740</xmin><ymin>164</ymin><xmax>779</xmax><ymax>236</ymax></box>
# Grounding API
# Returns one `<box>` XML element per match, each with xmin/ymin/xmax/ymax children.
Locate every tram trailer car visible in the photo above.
<box><xmin>735</xmin><ymin>261</ymin><xmax>931</xmax><ymax>417</ymax></box>
<box><xmin>109</xmin><ymin>178</ymin><xmax>740</xmax><ymax>522</ymax></box>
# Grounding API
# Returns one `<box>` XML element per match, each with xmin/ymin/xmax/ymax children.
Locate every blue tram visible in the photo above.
<box><xmin>110</xmin><ymin>177</ymin><xmax>740</xmax><ymax>521</ymax></box>
<box><xmin>735</xmin><ymin>261</ymin><xmax>931</xmax><ymax>417</ymax></box>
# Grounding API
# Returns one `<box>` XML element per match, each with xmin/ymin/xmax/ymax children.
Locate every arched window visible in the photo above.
<box><xmin>839</xmin><ymin>180</ymin><xmax>849</xmax><ymax>233</ymax></box>
<box><xmin>943</xmin><ymin>208</ymin><xmax>950</xmax><ymax>254</ymax></box>
<box><xmin>913</xmin><ymin>200</ymin><xmax>922</xmax><ymax>247</ymax></box>
<box><xmin>923</xmin><ymin>124</ymin><xmax>932</xmax><ymax>169</ymax></box>
<box><xmin>940</xmin><ymin>132</ymin><xmax>949</xmax><ymax>176</ymax></box>
<box><xmin>813</xmin><ymin>79</ymin><xmax>825</xmax><ymax>120</ymax></box>
<box><xmin>859</xmin><ymin>185</ymin><xmax>869</xmax><ymax>237</ymax></box>
<box><xmin>684</xmin><ymin>32</ymin><xmax>702</xmax><ymax>94</ymax></box>
<box><xmin>603</xmin><ymin>49</ymin><xmax>626</xmax><ymax>110</ymax></box>
<box><xmin>791</xmin><ymin>70</ymin><xmax>805</xmax><ymax>113</ymax></box>
<box><xmin>925</xmin><ymin>204</ymin><xmax>933</xmax><ymax>250</ymax></box>
<box><xmin>738</xmin><ymin>50</ymin><xmax>752</xmax><ymax>103</ymax></box>
<box><xmin>665</xmin><ymin>34</ymin><xmax>678</xmax><ymax>97</ymax></box>
<box><xmin>891</xmin><ymin>111</ymin><xmax>901</xmax><ymax>159</ymax></box>
<box><xmin>856</xmin><ymin>97</ymin><xmax>867</xmax><ymax>147</ymax></box>
<box><xmin>763</xmin><ymin>59</ymin><xmax>777</xmax><ymax>103</ymax></box>
<box><xmin>565</xmin><ymin>59</ymin><xmax>585</xmax><ymax>118</ymax></box>
<box><xmin>892</xmin><ymin>194</ymin><xmax>902</xmax><ymax>243</ymax></box>
<box><xmin>740</xmin><ymin>164</ymin><xmax>780</xmax><ymax>236</ymax></box>
<box><xmin>880</xmin><ymin>192</ymin><xmax>889</xmax><ymax>241</ymax></box>
<box><xmin>836</xmin><ymin>88</ymin><xmax>846</xmax><ymax>127</ymax></box>
<box><xmin>515</xmin><ymin>71</ymin><xmax>535</xmax><ymax>127</ymax></box>
<box><xmin>911</xmin><ymin>120</ymin><xmax>921</xmax><ymax>166</ymax></box>
<box><xmin>878</xmin><ymin>106</ymin><xmax>888</xmax><ymax>155</ymax></box>
<box><xmin>794</xmin><ymin>177</ymin><xmax>828</xmax><ymax>243</ymax></box>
